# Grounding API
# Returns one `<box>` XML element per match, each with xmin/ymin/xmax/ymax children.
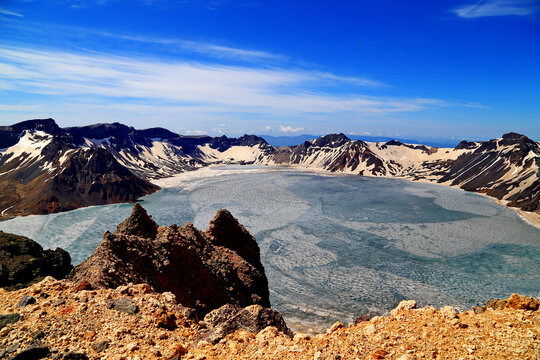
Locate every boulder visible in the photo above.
<box><xmin>506</xmin><ymin>293</ymin><xmax>540</xmax><ymax>311</ymax></box>
<box><xmin>484</xmin><ymin>294</ymin><xmax>539</xmax><ymax>312</ymax></box>
<box><xmin>0</xmin><ymin>231</ymin><xmax>72</xmax><ymax>290</ymax></box>
<box><xmin>61</xmin><ymin>353</ymin><xmax>89</xmax><ymax>360</ymax></box>
<box><xmin>202</xmin><ymin>304</ymin><xmax>292</xmax><ymax>344</ymax></box>
<box><xmin>91</xmin><ymin>340</ymin><xmax>109</xmax><ymax>353</ymax></box>
<box><xmin>390</xmin><ymin>300</ymin><xmax>417</xmax><ymax>316</ymax></box>
<box><xmin>105</xmin><ymin>297</ymin><xmax>139</xmax><ymax>315</ymax></box>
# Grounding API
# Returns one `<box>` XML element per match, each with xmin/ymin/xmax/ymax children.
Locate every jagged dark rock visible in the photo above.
<box><xmin>204</xmin><ymin>209</ymin><xmax>264</xmax><ymax>271</ymax></box>
<box><xmin>71</xmin><ymin>205</ymin><xmax>271</xmax><ymax>316</ymax></box>
<box><xmin>203</xmin><ymin>304</ymin><xmax>240</xmax><ymax>326</ymax></box>
<box><xmin>0</xmin><ymin>231</ymin><xmax>72</xmax><ymax>290</ymax></box>
<box><xmin>455</xmin><ymin>140</ymin><xmax>478</xmax><ymax>150</ymax></box>
<box><xmin>114</xmin><ymin>202</ymin><xmax>158</xmax><ymax>239</ymax></box>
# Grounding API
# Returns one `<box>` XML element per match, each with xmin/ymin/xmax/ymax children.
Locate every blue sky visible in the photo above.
<box><xmin>0</xmin><ymin>0</ymin><xmax>539</xmax><ymax>140</ymax></box>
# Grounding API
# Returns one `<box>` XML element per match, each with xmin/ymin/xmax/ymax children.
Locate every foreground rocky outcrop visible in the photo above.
<box><xmin>0</xmin><ymin>277</ymin><xmax>537</xmax><ymax>359</ymax></box>
<box><xmin>0</xmin><ymin>231</ymin><xmax>72</xmax><ymax>290</ymax></box>
<box><xmin>71</xmin><ymin>204</ymin><xmax>270</xmax><ymax>315</ymax></box>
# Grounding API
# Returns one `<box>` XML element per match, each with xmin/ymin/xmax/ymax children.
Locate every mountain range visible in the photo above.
<box><xmin>260</xmin><ymin>134</ymin><xmax>462</xmax><ymax>148</ymax></box>
<box><xmin>1</xmin><ymin>118</ymin><xmax>539</xmax><ymax>218</ymax></box>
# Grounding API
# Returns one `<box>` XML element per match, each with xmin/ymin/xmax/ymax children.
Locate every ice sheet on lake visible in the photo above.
<box><xmin>403</xmin><ymin>184</ymin><xmax>500</xmax><ymax>216</ymax></box>
<box><xmin>185</xmin><ymin>173</ymin><xmax>310</xmax><ymax>234</ymax></box>
<box><xmin>329</xmin><ymin>214</ymin><xmax>539</xmax><ymax>258</ymax></box>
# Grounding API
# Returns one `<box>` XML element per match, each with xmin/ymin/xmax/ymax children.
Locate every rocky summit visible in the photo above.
<box><xmin>71</xmin><ymin>204</ymin><xmax>270</xmax><ymax>315</ymax></box>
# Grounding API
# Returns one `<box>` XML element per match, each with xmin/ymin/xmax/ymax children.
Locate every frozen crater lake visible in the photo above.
<box><xmin>1</xmin><ymin>165</ymin><xmax>539</xmax><ymax>332</ymax></box>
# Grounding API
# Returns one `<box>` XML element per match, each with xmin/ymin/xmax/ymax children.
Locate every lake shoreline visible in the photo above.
<box><xmin>152</xmin><ymin>164</ymin><xmax>540</xmax><ymax>230</ymax></box>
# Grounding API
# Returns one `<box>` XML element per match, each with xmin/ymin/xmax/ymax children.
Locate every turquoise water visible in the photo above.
<box><xmin>1</xmin><ymin>166</ymin><xmax>539</xmax><ymax>332</ymax></box>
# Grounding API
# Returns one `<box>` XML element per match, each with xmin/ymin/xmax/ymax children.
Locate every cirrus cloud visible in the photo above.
<box><xmin>0</xmin><ymin>45</ymin><xmax>473</xmax><ymax>132</ymax></box>
<box><xmin>453</xmin><ymin>0</ymin><xmax>538</xmax><ymax>18</ymax></box>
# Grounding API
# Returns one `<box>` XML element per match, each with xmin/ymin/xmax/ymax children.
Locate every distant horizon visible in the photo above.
<box><xmin>3</xmin><ymin>117</ymin><xmax>538</xmax><ymax>148</ymax></box>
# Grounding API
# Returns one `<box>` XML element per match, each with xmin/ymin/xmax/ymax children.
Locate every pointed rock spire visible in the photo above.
<box><xmin>114</xmin><ymin>203</ymin><xmax>158</xmax><ymax>239</ymax></box>
<box><xmin>204</xmin><ymin>209</ymin><xmax>262</xmax><ymax>268</ymax></box>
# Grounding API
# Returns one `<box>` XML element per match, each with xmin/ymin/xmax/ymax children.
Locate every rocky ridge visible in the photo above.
<box><xmin>1</xmin><ymin>119</ymin><xmax>539</xmax><ymax>220</ymax></box>
<box><xmin>71</xmin><ymin>204</ymin><xmax>271</xmax><ymax>316</ymax></box>
<box><xmin>0</xmin><ymin>119</ymin><xmax>271</xmax><ymax>217</ymax></box>
<box><xmin>0</xmin><ymin>277</ymin><xmax>537</xmax><ymax>360</ymax></box>
<box><xmin>261</xmin><ymin>133</ymin><xmax>540</xmax><ymax>214</ymax></box>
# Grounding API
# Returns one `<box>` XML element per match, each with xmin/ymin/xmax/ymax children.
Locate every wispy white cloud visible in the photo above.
<box><xmin>185</xmin><ymin>129</ymin><xmax>208</xmax><ymax>135</ymax></box>
<box><xmin>263</xmin><ymin>125</ymin><xmax>272</xmax><ymax>132</ymax></box>
<box><xmin>0</xmin><ymin>104</ymin><xmax>39</xmax><ymax>111</ymax></box>
<box><xmin>0</xmin><ymin>16</ymin><xmax>284</xmax><ymax>63</ymax></box>
<box><xmin>279</xmin><ymin>125</ymin><xmax>304</xmax><ymax>133</ymax></box>
<box><xmin>454</xmin><ymin>0</ymin><xmax>538</xmax><ymax>18</ymax></box>
<box><xmin>94</xmin><ymin>31</ymin><xmax>285</xmax><ymax>61</ymax></box>
<box><xmin>0</xmin><ymin>46</ymin><xmax>471</xmax><ymax>131</ymax></box>
<box><xmin>0</xmin><ymin>8</ymin><xmax>23</xmax><ymax>17</ymax></box>
<box><xmin>348</xmin><ymin>131</ymin><xmax>372</xmax><ymax>136</ymax></box>
<box><xmin>319</xmin><ymin>73</ymin><xmax>386</xmax><ymax>88</ymax></box>
<box><xmin>180</xmin><ymin>41</ymin><xmax>285</xmax><ymax>61</ymax></box>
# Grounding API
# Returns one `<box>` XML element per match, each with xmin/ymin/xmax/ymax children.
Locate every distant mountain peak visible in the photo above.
<box><xmin>499</xmin><ymin>132</ymin><xmax>537</xmax><ymax>149</ymax></box>
<box><xmin>2</xmin><ymin>118</ymin><xmax>61</xmax><ymax>134</ymax></box>
<box><xmin>502</xmin><ymin>132</ymin><xmax>526</xmax><ymax>140</ymax></box>
<box><xmin>384</xmin><ymin>139</ymin><xmax>404</xmax><ymax>146</ymax></box>
<box><xmin>454</xmin><ymin>140</ymin><xmax>478</xmax><ymax>150</ymax></box>
<box><xmin>312</xmin><ymin>133</ymin><xmax>350</xmax><ymax>148</ymax></box>
<box><xmin>1</xmin><ymin>118</ymin><xmax>539</xmax><ymax>218</ymax></box>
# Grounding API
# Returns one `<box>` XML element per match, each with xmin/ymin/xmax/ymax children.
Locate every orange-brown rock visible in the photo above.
<box><xmin>506</xmin><ymin>293</ymin><xmax>540</xmax><ymax>311</ymax></box>
<box><xmin>71</xmin><ymin>204</ymin><xmax>270</xmax><ymax>315</ymax></box>
<box><xmin>481</xmin><ymin>293</ymin><xmax>540</xmax><ymax>313</ymax></box>
<box><xmin>0</xmin><ymin>278</ymin><xmax>538</xmax><ymax>360</ymax></box>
